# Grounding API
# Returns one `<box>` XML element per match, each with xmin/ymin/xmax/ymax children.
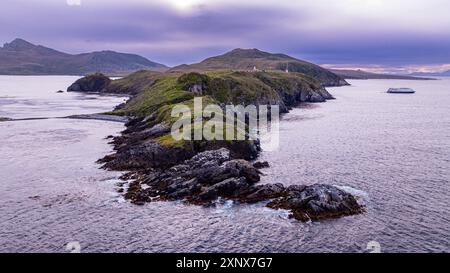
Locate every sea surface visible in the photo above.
<box><xmin>0</xmin><ymin>76</ymin><xmax>449</xmax><ymax>253</ymax></box>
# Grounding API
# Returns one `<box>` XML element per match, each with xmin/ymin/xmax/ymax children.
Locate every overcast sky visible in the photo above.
<box><xmin>1</xmin><ymin>0</ymin><xmax>450</xmax><ymax>72</ymax></box>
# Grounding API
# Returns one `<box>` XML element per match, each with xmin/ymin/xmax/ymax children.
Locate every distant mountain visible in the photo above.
<box><xmin>169</xmin><ymin>48</ymin><xmax>348</xmax><ymax>86</ymax></box>
<box><xmin>410</xmin><ymin>70</ymin><xmax>450</xmax><ymax>77</ymax></box>
<box><xmin>330</xmin><ymin>69</ymin><xmax>435</xmax><ymax>80</ymax></box>
<box><xmin>0</xmin><ymin>38</ymin><xmax>168</xmax><ymax>76</ymax></box>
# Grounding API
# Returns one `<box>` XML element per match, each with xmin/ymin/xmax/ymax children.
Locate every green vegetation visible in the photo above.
<box><xmin>169</xmin><ymin>48</ymin><xmax>347</xmax><ymax>86</ymax></box>
<box><xmin>113</xmin><ymin>69</ymin><xmax>322</xmax><ymax>120</ymax></box>
<box><xmin>109</xmin><ymin>69</ymin><xmax>326</xmax><ymax>148</ymax></box>
<box><xmin>105</xmin><ymin>70</ymin><xmax>164</xmax><ymax>95</ymax></box>
<box><xmin>157</xmin><ymin>134</ymin><xmax>187</xmax><ymax>149</ymax></box>
<box><xmin>114</xmin><ymin>75</ymin><xmax>195</xmax><ymax>119</ymax></box>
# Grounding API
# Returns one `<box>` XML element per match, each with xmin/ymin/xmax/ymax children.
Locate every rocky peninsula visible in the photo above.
<box><xmin>67</xmin><ymin>54</ymin><xmax>365</xmax><ymax>222</ymax></box>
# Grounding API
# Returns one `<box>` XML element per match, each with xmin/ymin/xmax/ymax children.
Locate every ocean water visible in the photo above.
<box><xmin>0</xmin><ymin>76</ymin><xmax>449</xmax><ymax>253</ymax></box>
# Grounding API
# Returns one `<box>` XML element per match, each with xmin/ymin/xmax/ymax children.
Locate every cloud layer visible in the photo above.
<box><xmin>1</xmin><ymin>0</ymin><xmax>449</xmax><ymax>70</ymax></box>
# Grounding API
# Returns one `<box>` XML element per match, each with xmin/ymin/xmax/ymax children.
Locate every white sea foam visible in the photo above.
<box><xmin>334</xmin><ymin>185</ymin><xmax>369</xmax><ymax>206</ymax></box>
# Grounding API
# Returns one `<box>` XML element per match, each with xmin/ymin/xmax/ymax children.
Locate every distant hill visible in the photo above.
<box><xmin>169</xmin><ymin>48</ymin><xmax>348</xmax><ymax>87</ymax></box>
<box><xmin>0</xmin><ymin>38</ymin><xmax>168</xmax><ymax>76</ymax></box>
<box><xmin>330</xmin><ymin>69</ymin><xmax>434</xmax><ymax>80</ymax></box>
<box><xmin>410</xmin><ymin>70</ymin><xmax>450</xmax><ymax>77</ymax></box>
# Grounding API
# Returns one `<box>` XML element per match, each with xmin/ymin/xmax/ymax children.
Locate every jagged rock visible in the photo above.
<box><xmin>117</xmin><ymin>148</ymin><xmax>364</xmax><ymax>221</ymax></box>
<box><xmin>121</xmin><ymin>149</ymin><xmax>261</xmax><ymax>204</ymax></box>
<box><xmin>253</xmin><ymin>161</ymin><xmax>270</xmax><ymax>169</ymax></box>
<box><xmin>267</xmin><ymin>184</ymin><xmax>364</xmax><ymax>222</ymax></box>
<box><xmin>240</xmin><ymin>183</ymin><xmax>286</xmax><ymax>203</ymax></box>
<box><xmin>99</xmin><ymin>140</ymin><xmax>195</xmax><ymax>171</ymax></box>
<box><xmin>196</xmin><ymin>177</ymin><xmax>249</xmax><ymax>201</ymax></box>
<box><xmin>318</xmin><ymin>88</ymin><xmax>335</xmax><ymax>100</ymax></box>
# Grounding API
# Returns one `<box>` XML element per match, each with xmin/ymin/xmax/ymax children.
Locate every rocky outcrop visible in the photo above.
<box><xmin>121</xmin><ymin>148</ymin><xmax>365</xmax><ymax>221</ymax></box>
<box><xmin>99</xmin><ymin>117</ymin><xmax>260</xmax><ymax>171</ymax></box>
<box><xmin>85</xmin><ymin>70</ymin><xmax>364</xmax><ymax>222</ymax></box>
<box><xmin>100</xmin><ymin>139</ymin><xmax>196</xmax><ymax>171</ymax></box>
<box><xmin>267</xmin><ymin>184</ymin><xmax>365</xmax><ymax>221</ymax></box>
<box><xmin>67</xmin><ymin>73</ymin><xmax>111</xmax><ymax>92</ymax></box>
<box><xmin>253</xmin><ymin>161</ymin><xmax>270</xmax><ymax>169</ymax></box>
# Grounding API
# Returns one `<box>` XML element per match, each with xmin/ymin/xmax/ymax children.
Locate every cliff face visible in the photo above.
<box><xmin>169</xmin><ymin>48</ymin><xmax>349</xmax><ymax>87</ymax></box>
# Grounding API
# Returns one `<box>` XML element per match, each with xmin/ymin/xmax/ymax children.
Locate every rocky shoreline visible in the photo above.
<box><xmin>118</xmin><ymin>148</ymin><xmax>364</xmax><ymax>222</ymax></box>
<box><xmin>70</xmin><ymin>70</ymin><xmax>365</xmax><ymax>222</ymax></box>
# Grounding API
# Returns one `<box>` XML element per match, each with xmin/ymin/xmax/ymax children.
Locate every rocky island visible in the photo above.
<box><xmin>68</xmin><ymin>49</ymin><xmax>365</xmax><ymax>222</ymax></box>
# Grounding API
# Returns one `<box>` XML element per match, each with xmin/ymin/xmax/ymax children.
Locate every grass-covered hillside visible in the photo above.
<box><xmin>113</xmin><ymin>70</ymin><xmax>333</xmax><ymax>121</ymax></box>
<box><xmin>95</xmin><ymin>70</ymin><xmax>332</xmax><ymax>163</ymax></box>
<box><xmin>105</xmin><ymin>70</ymin><xmax>164</xmax><ymax>95</ymax></box>
<box><xmin>169</xmin><ymin>48</ymin><xmax>348</xmax><ymax>87</ymax></box>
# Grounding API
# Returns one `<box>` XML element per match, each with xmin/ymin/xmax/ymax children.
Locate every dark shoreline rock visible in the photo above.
<box><xmin>267</xmin><ymin>184</ymin><xmax>365</xmax><ymax>221</ymax></box>
<box><xmin>253</xmin><ymin>161</ymin><xmax>270</xmax><ymax>169</ymax></box>
<box><xmin>117</xmin><ymin>148</ymin><xmax>365</xmax><ymax>222</ymax></box>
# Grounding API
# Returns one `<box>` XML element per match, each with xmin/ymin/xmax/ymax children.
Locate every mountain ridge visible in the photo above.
<box><xmin>169</xmin><ymin>48</ymin><xmax>348</xmax><ymax>87</ymax></box>
<box><xmin>0</xmin><ymin>38</ymin><xmax>168</xmax><ymax>76</ymax></box>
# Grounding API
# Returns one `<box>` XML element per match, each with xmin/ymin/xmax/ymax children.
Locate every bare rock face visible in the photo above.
<box><xmin>99</xmin><ymin>139</ymin><xmax>195</xmax><ymax>171</ymax></box>
<box><xmin>67</xmin><ymin>73</ymin><xmax>111</xmax><ymax>92</ymax></box>
<box><xmin>124</xmin><ymin>148</ymin><xmax>261</xmax><ymax>204</ymax></box>
<box><xmin>267</xmin><ymin>184</ymin><xmax>365</xmax><ymax>222</ymax></box>
<box><xmin>120</xmin><ymin>148</ymin><xmax>365</xmax><ymax>222</ymax></box>
<box><xmin>253</xmin><ymin>161</ymin><xmax>270</xmax><ymax>169</ymax></box>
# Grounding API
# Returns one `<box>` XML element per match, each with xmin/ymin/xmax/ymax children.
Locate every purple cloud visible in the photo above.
<box><xmin>1</xmin><ymin>0</ymin><xmax>449</xmax><ymax>68</ymax></box>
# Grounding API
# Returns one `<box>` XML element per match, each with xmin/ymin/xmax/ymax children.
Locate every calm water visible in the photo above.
<box><xmin>0</xmin><ymin>76</ymin><xmax>449</xmax><ymax>253</ymax></box>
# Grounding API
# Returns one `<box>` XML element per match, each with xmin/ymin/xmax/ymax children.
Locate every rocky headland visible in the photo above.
<box><xmin>68</xmin><ymin>61</ymin><xmax>364</xmax><ymax>222</ymax></box>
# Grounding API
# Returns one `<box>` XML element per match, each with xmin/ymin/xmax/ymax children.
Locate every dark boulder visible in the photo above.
<box><xmin>253</xmin><ymin>161</ymin><xmax>270</xmax><ymax>169</ymax></box>
<box><xmin>267</xmin><ymin>184</ymin><xmax>365</xmax><ymax>222</ymax></box>
<box><xmin>99</xmin><ymin>139</ymin><xmax>195</xmax><ymax>171</ymax></box>
<box><xmin>240</xmin><ymin>183</ymin><xmax>286</xmax><ymax>203</ymax></box>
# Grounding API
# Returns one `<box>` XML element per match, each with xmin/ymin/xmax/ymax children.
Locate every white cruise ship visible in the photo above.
<box><xmin>387</xmin><ymin>88</ymin><xmax>416</xmax><ymax>94</ymax></box>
